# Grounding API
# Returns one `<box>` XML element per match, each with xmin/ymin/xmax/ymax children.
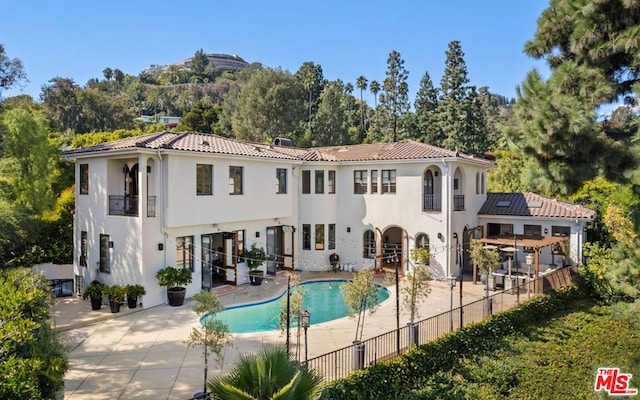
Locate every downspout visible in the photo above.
<box><xmin>157</xmin><ymin>149</ymin><xmax>167</xmax><ymax>268</ymax></box>
<box><xmin>441</xmin><ymin>158</ymin><xmax>451</xmax><ymax>277</ymax></box>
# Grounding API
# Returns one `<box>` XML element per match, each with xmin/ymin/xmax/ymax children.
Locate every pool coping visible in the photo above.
<box><xmin>208</xmin><ymin>277</ymin><xmax>394</xmax><ymax>337</ymax></box>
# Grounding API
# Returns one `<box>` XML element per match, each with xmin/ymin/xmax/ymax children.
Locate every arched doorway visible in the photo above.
<box><xmin>381</xmin><ymin>226</ymin><xmax>404</xmax><ymax>274</ymax></box>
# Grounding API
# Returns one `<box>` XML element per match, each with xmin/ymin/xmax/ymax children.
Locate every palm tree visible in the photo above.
<box><xmin>103</xmin><ymin>67</ymin><xmax>113</xmax><ymax>94</ymax></box>
<box><xmin>113</xmin><ymin>69</ymin><xmax>124</xmax><ymax>94</ymax></box>
<box><xmin>370</xmin><ymin>80</ymin><xmax>380</xmax><ymax>108</ymax></box>
<box><xmin>208</xmin><ymin>345</ymin><xmax>322</xmax><ymax>400</ymax></box>
<box><xmin>344</xmin><ymin>82</ymin><xmax>354</xmax><ymax>95</ymax></box>
<box><xmin>356</xmin><ymin>75</ymin><xmax>368</xmax><ymax>130</ymax></box>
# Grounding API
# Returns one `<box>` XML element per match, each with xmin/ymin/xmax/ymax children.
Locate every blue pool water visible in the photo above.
<box><xmin>207</xmin><ymin>280</ymin><xmax>389</xmax><ymax>333</ymax></box>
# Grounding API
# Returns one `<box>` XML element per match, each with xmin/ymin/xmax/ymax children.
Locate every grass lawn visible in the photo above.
<box><xmin>410</xmin><ymin>298</ymin><xmax>640</xmax><ymax>399</ymax></box>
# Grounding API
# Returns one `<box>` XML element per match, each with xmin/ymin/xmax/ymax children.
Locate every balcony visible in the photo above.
<box><xmin>454</xmin><ymin>194</ymin><xmax>465</xmax><ymax>211</ymax></box>
<box><xmin>109</xmin><ymin>195</ymin><xmax>157</xmax><ymax>217</ymax></box>
<box><xmin>109</xmin><ymin>195</ymin><xmax>138</xmax><ymax>216</ymax></box>
<box><xmin>423</xmin><ymin>194</ymin><xmax>442</xmax><ymax>211</ymax></box>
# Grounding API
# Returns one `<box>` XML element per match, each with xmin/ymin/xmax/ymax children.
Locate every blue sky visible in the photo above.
<box><xmin>1</xmin><ymin>0</ymin><xmax>549</xmax><ymax>103</ymax></box>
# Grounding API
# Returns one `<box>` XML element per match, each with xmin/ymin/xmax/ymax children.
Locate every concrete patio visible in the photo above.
<box><xmin>56</xmin><ymin>271</ymin><xmax>493</xmax><ymax>399</ymax></box>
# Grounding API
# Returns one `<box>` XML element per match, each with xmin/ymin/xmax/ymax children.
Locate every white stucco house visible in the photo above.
<box><xmin>62</xmin><ymin>132</ymin><xmax>595</xmax><ymax>307</ymax></box>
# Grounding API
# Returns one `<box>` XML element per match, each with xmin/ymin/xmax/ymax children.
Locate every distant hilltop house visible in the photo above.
<box><xmin>62</xmin><ymin>133</ymin><xmax>595</xmax><ymax>307</ymax></box>
<box><xmin>136</xmin><ymin>115</ymin><xmax>181</xmax><ymax>127</ymax></box>
<box><xmin>176</xmin><ymin>53</ymin><xmax>249</xmax><ymax>71</ymax></box>
<box><xmin>145</xmin><ymin>53</ymin><xmax>249</xmax><ymax>75</ymax></box>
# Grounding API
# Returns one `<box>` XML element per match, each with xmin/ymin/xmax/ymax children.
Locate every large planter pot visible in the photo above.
<box><xmin>109</xmin><ymin>301</ymin><xmax>121</xmax><ymax>313</ymax></box>
<box><xmin>90</xmin><ymin>296</ymin><xmax>103</xmax><ymax>311</ymax></box>
<box><xmin>249</xmin><ymin>270</ymin><xmax>264</xmax><ymax>286</ymax></box>
<box><xmin>167</xmin><ymin>287</ymin><xmax>186</xmax><ymax>306</ymax></box>
<box><xmin>127</xmin><ymin>296</ymin><xmax>138</xmax><ymax>309</ymax></box>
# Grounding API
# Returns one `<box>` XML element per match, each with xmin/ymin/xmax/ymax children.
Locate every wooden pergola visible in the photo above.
<box><xmin>472</xmin><ymin>235</ymin><xmax>567</xmax><ymax>294</ymax></box>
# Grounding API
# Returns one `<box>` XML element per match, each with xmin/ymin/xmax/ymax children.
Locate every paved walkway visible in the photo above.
<box><xmin>56</xmin><ymin>271</ymin><xmax>493</xmax><ymax>399</ymax></box>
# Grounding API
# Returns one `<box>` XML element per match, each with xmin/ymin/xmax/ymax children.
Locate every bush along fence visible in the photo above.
<box><xmin>307</xmin><ymin>266</ymin><xmax>578</xmax><ymax>387</ymax></box>
<box><xmin>318</xmin><ymin>278</ymin><xmax>585</xmax><ymax>399</ymax></box>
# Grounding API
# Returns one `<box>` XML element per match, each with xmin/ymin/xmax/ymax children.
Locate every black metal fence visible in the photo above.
<box><xmin>307</xmin><ymin>266</ymin><xmax>577</xmax><ymax>382</ymax></box>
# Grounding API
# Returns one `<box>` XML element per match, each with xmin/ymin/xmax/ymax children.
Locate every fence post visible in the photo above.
<box><xmin>483</xmin><ymin>296</ymin><xmax>493</xmax><ymax>318</ymax></box>
<box><xmin>407</xmin><ymin>322</ymin><xmax>419</xmax><ymax>346</ymax></box>
<box><xmin>352</xmin><ymin>340</ymin><xmax>365</xmax><ymax>370</ymax></box>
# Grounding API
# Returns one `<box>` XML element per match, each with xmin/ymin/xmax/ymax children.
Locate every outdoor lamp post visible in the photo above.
<box><xmin>446</xmin><ymin>274</ymin><xmax>456</xmax><ymax>332</ymax></box>
<box><xmin>393</xmin><ymin>253</ymin><xmax>400</xmax><ymax>355</ymax></box>
<box><xmin>525</xmin><ymin>253</ymin><xmax>534</xmax><ymax>298</ymax></box>
<box><xmin>286</xmin><ymin>275</ymin><xmax>291</xmax><ymax>354</ymax></box>
<box><xmin>301</xmin><ymin>309</ymin><xmax>311</xmax><ymax>364</ymax></box>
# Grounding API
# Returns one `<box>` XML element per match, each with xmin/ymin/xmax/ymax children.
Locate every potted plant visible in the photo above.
<box><xmin>125</xmin><ymin>284</ymin><xmax>146</xmax><ymax>309</ymax></box>
<box><xmin>156</xmin><ymin>266</ymin><xmax>193</xmax><ymax>306</ymax></box>
<box><xmin>104</xmin><ymin>285</ymin><xmax>126</xmax><ymax>313</ymax></box>
<box><xmin>82</xmin><ymin>280</ymin><xmax>105</xmax><ymax>310</ymax></box>
<box><xmin>244</xmin><ymin>244</ymin><xmax>267</xmax><ymax>285</ymax></box>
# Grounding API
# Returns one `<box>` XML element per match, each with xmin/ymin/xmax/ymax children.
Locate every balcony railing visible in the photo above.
<box><xmin>423</xmin><ymin>194</ymin><xmax>442</xmax><ymax>211</ymax></box>
<box><xmin>454</xmin><ymin>194</ymin><xmax>465</xmax><ymax>211</ymax></box>
<box><xmin>109</xmin><ymin>195</ymin><xmax>157</xmax><ymax>217</ymax></box>
<box><xmin>109</xmin><ymin>195</ymin><xmax>138</xmax><ymax>216</ymax></box>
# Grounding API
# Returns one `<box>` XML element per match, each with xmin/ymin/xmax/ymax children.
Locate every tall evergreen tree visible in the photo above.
<box><xmin>41</xmin><ymin>77</ymin><xmax>82</xmax><ymax>132</ymax></box>
<box><xmin>381</xmin><ymin>50</ymin><xmax>410</xmax><ymax>142</ymax></box>
<box><xmin>510</xmin><ymin>0</ymin><xmax>640</xmax><ymax>194</ymax></box>
<box><xmin>312</xmin><ymin>81</ymin><xmax>349</xmax><ymax>146</ymax></box>
<box><xmin>414</xmin><ymin>71</ymin><xmax>440</xmax><ymax>144</ymax></box>
<box><xmin>232</xmin><ymin>67</ymin><xmax>305</xmax><ymax>143</ymax></box>
<box><xmin>191</xmin><ymin>49</ymin><xmax>209</xmax><ymax>82</ymax></box>
<box><xmin>437</xmin><ymin>40</ymin><xmax>470</xmax><ymax>151</ymax></box>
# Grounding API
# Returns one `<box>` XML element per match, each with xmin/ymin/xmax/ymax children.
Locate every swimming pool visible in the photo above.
<box><xmin>206</xmin><ymin>280</ymin><xmax>389</xmax><ymax>333</ymax></box>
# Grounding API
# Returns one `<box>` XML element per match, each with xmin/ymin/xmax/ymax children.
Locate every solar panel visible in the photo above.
<box><xmin>496</xmin><ymin>200</ymin><xmax>511</xmax><ymax>207</ymax></box>
<box><xmin>527</xmin><ymin>200</ymin><xmax>542</xmax><ymax>208</ymax></box>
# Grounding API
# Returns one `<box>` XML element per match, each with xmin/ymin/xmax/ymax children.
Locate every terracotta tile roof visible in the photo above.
<box><xmin>62</xmin><ymin>132</ymin><xmax>494</xmax><ymax>166</ymax></box>
<box><xmin>305</xmin><ymin>141</ymin><xmax>476</xmax><ymax>162</ymax></box>
<box><xmin>479</xmin><ymin>192</ymin><xmax>596</xmax><ymax>220</ymax></box>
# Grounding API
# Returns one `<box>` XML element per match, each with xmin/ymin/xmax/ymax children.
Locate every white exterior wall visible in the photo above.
<box><xmin>77</xmin><ymin>142</ymin><xmax>600</xmax><ymax>310</ymax></box>
<box><xmin>73</xmin><ymin>158</ymin><xmax>145</xmax><ymax>297</ymax></box>
<box><xmin>296</xmin><ymin>160</ymin><xmax>484</xmax><ymax>279</ymax></box>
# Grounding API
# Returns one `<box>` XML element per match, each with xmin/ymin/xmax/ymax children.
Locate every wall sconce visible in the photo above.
<box><xmin>453</xmin><ymin>232</ymin><xmax>458</xmax><ymax>240</ymax></box>
<box><xmin>108</xmin><ymin>241</ymin><xmax>114</xmax><ymax>248</ymax></box>
<box><xmin>347</xmin><ymin>227</ymin><xmax>351</xmax><ymax>233</ymax></box>
<box><xmin>255</xmin><ymin>232</ymin><xmax>260</xmax><ymax>238</ymax></box>
<box><xmin>437</xmin><ymin>232</ymin><xmax>444</xmax><ymax>241</ymax></box>
<box><xmin>544</xmin><ymin>228</ymin><xmax>549</xmax><ymax>235</ymax></box>
<box><xmin>158</xmin><ymin>243</ymin><xmax>163</xmax><ymax>251</ymax></box>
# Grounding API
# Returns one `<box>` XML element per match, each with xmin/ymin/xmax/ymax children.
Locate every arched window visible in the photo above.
<box><xmin>415</xmin><ymin>233</ymin><xmax>430</xmax><ymax>265</ymax></box>
<box><xmin>475</xmin><ymin>172</ymin><xmax>480</xmax><ymax>194</ymax></box>
<box><xmin>423</xmin><ymin>170</ymin><xmax>435</xmax><ymax>211</ymax></box>
<box><xmin>481</xmin><ymin>173</ymin><xmax>485</xmax><ymax>194</ymax></box>
<box><xmin>363</xmin><ymin>230</ymin><xmax>375</xmax><ymax>259</ymax></box>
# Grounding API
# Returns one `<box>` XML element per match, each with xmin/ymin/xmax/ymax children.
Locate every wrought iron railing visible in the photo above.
<box><xmin>307</xmin><ymin>267</ymin><xmax>577</xmax><ymax>383</ymax></box>
<box><xmin>108</xmin><ymin>195</ymin><xmax>138</xmax><ymax>216</ymax></box>
<box><xmin>108</xmin><ymin>195</ymin><xmax>157</xmax><ymax>217</ymax></box>
<box><xmin>423</xmin><ymin>194</ymin><xmax>442</xmax><ymax>211</ymax></box>
<box><xmin>453</xmin><ymin>194</ymin><xmax>465</xmax><ymax>211</ymax></box>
